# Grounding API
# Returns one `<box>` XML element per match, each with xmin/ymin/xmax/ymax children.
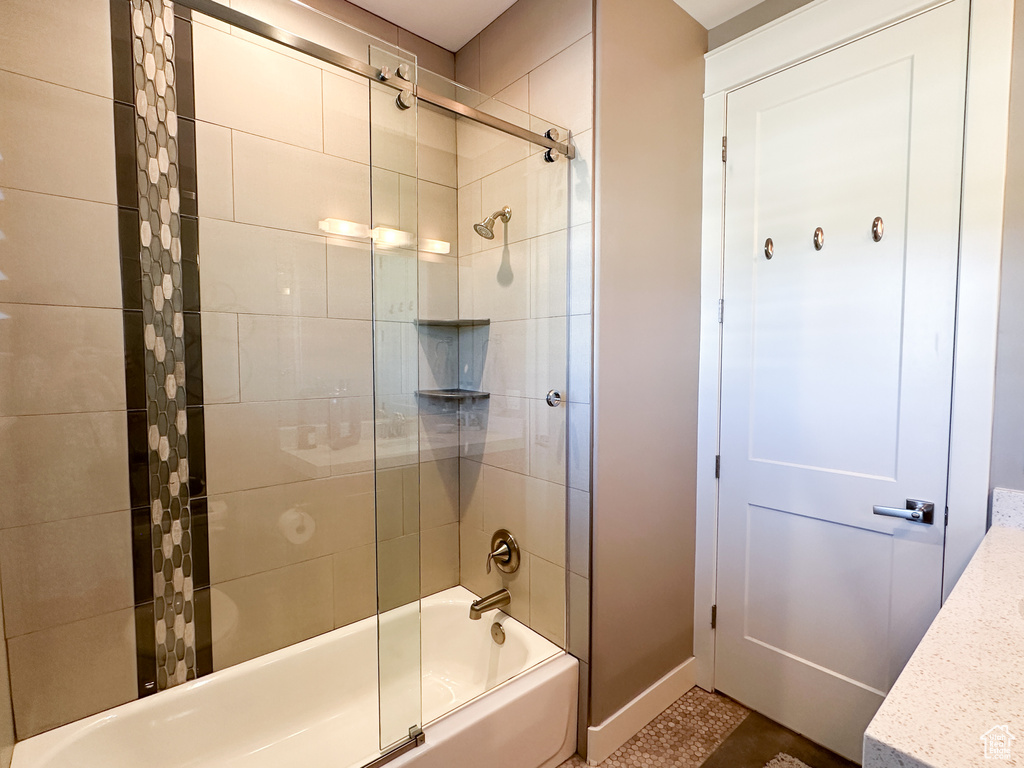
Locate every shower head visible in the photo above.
<box><xmin>474</xmin><ymin>206</ymin><xmax>512</xmax><ymax>240</ymax></box>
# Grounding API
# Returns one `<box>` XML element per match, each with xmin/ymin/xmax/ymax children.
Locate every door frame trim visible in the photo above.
<box><xmin>693</xmin><ymin>0</ymin><xmax>1015</xmax><ymax>692</ymax></box>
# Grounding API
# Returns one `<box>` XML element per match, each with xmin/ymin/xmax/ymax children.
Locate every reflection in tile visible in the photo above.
<box><xmin>0</xmin><ymin>511</ymin><xmax>133</xmax><ymax>637</ymax></box>
<box><xmin>8</xmin><ymin>609</ymin><xmax>137</xmax><ymax>739</ymax></box>
<box><xmin>531</xmin><ymin>398</ymin><xmax>567</xmax><ymax>484</ymax></box>
<box><xmin>211</xmin><ymin>557</ymin><xmax>334</xmax><ymax>670</ymax></box>
<box><xmin>0</xmin><ymin>304</ymin><xmax>126</xmax><ymax>417</ymax></box>
<box><xmin>200</xmin><ymin>312</ymin><xmax>240</xmax><ymax>404</ymax></box>
<box><xmin>208</xmin><ymin>473</ymin><xmax>374</xmax><ymax>583</ymax></box>
<box><xmin>0</xmin><ymin>412</ymin><xmax>129</xmax><ymax>528</ymax></box>
<box><xmin>236</xmin><ymin>315</ymin><xmax>373</xmax><ymax>402</ymax></box>
<box><xmin>199</xmin><ymin>219</ymin><xmax>328</xmax><ymax>317</ymax></box>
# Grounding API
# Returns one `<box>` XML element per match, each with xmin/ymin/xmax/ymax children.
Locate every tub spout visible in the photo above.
<box><xmin>469</xmin><ymin>588</ymin><xmax>511</xmax><ymax>620</ymax></box>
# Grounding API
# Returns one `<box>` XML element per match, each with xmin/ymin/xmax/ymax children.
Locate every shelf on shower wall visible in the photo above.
<box><xmin>415</xmin><ymin>389</ymin><xmax>491</xmax><ymax>402</ymax></box>
<box><xmin>414</xmin><ymin>318</ymin><xmax>491</xmax><ymax>328</ymax></box>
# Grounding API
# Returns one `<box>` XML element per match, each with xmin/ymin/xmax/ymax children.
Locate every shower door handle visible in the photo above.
<box><xmin>872</xmin><ymin>499</ymin><xmax>935</xmax><ymax>525</ymax></box>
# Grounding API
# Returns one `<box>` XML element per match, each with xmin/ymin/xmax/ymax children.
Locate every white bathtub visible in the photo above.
<box><xmin>12</xmin><ymin>587</ymin><xmax>578</xmax><ymax>768</ymax></box>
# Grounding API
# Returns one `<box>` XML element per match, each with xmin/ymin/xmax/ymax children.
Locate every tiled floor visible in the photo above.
<box><xmin>560</xmin><ymin>689</ymin><xmax>858</xmax><ymax>768</ymax></box>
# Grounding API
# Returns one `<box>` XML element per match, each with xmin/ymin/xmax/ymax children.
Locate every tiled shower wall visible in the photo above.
<box><xmin>0</xmin><ymin>0</ymin><xmax>459</xmax><ymax>744</ymax></box>
<box><xmin>454</xmin><ymin>0</ymin><xmax>594</xmax><ymax>656</ymax></box>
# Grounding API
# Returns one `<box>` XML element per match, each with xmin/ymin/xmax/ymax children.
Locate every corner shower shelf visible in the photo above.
<box><xmin>415</xmin><ymin>389</ymin><xmax>491</xmax><ymax>402</ymax></box>
<box><xmin>414</xmin><ymin>318</ymin><xmax>491</xmax><ymax>328</ymax></box>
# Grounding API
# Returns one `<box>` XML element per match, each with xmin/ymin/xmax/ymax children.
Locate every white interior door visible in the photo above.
<box><xmin>715</xmin><ymin>1</ymin><xmax>969</xmax><ymax>761</ymax></box>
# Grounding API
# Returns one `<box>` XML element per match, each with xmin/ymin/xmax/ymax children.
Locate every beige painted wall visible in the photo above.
<box><xmin>591</xmin><ymin>0</ymin><xmax>706</xmax><ymax>727</ymax></box>
<box><xmin>707</xmin><ymin>0</ymin><xmax>814</xmax><ymax>49</ymax></box>
<box><xmin>990</xmin><ymin>1</ymin><xmax>1024</xmax><ymax>494</ymax></box>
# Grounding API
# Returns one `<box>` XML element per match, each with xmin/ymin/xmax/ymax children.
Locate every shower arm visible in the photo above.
<box><xmin>173</xmin><ymin>0</ymin><xmax>576</xmax><ymax>160</ymax></box>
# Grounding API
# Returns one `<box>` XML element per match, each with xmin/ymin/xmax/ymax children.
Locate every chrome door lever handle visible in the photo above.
<box><xmin>873</xmin><ymin>499</ymin><xmax>935</xmax><ymax>525</ymax></box>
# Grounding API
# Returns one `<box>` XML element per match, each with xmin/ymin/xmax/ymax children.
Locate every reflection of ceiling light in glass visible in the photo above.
<box><xmin>318</xmin><ymin>218</ymin><xmax>370</xmax><ymax>239</ymax></box>
<box><xmin>419</xmin><ymin>238</ymin><xmax>451</xmax><ymax>255</ymax></box>
<box><xmin>371</xmin><ymin>227</ymin><xmax>417</xmax><ymax>249</ymax></box>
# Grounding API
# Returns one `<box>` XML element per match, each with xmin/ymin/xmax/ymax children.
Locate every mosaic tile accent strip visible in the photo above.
<box><xmin>131</xmin><ymin>0</ymin><xmax>198</xmax><ymax>690</ymax></box>
<box><xmin>559</xmin><ymin>688</ymin><xmax>750</xmax><ymax>768</ymax></box>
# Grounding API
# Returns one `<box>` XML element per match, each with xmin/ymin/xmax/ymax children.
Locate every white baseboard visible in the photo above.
<box><xmin>586</xmin><ymin>656</ymin><xmax>697</xmax><ymax>764</ymax></box>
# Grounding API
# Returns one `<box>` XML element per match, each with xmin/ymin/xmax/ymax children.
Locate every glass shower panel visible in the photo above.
<box><xmin>368</xmin><ymin>46</ymin><xmax>423</xmax><ymax>750</ymax></box>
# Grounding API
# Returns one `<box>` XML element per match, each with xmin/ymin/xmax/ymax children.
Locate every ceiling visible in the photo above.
<box><xmin>352</xmin><ymin>0</ymin><xmax>764</xmax><ymax>53</ymax></box>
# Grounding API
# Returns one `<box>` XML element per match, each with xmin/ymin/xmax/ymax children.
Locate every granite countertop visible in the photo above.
<box><xmin>864</xmin><ymin>489</ymin><xmax>1024</xmax><ymax>768</ymax></box>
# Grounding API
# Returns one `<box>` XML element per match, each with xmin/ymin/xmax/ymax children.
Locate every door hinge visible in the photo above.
<box><xmin>722</xmin><ymin>136</ymin><xmax>727</xmax><ymax>163</ymax></box>
<box><xmin>711</xmin><ymin>604</ymin><xmax>717</xmax><ymax>629</ymax></box>
<box><xmin>718</xmin><ymin>299</ymin><xmax>724</xmax><ymax>324</ymax></box>
<box><xmin>715</xmin><ymin>455</ymin><xmax>721</xmax><ymax>478</ymax></box>
<box><xmin>945</xmin><ymin>507</ymin><xmax>949</xmax><ymax>526</ymax></box>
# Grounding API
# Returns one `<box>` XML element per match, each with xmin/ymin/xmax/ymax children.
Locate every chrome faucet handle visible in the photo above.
<box><xmin>485</xmin><ymin>530</ymin><xmax>520</xmax><ymax>574</ymax></box>
<box><xmin>486</xmin><ymin>541</ymin><xmax>511</xmax><ymax>574</ymax></box>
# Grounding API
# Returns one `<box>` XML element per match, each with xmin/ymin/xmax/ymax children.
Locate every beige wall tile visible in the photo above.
<box><xmin>480</xmin><ymin>156</ymin><xmax>568</xmax><ymax>244</ymax></box>
<box><xmin>458</xmin><ymin>240</ymin><xmax>531</xmax><ymax>322</ymax></box>
<box><xmin>200</xmin><ymin>312</ymin><xmax>240</xmax><ymax>404</ymax></box>
<box><xmin>0</xmin><ymin>0</ymin><xmax>112</xmax><ymax>98</ymax></box>
<box><xmin>419</xmin><ymin>180</ymin><xmax>458</xmax><ymax>248</ymax></box>
<box><xmin>205</xmin><ymin>399</ymin><xmax>332</xmax><ymax>493</ymax></box>
<box><xmin>0</xmin><ymin>412</ymin><xmax>129</xmax><ymax>528</ymax></box>
<box><xmin>195</xmin><ymin>120</ymin><xmax>234</xmax><ymax>221</ymax></box>
<box><xmin>530</xmin><ymin>554</ymin><xmax>566</xmax><ymax>646</ymax></box>
<box><xmin>568</xmin><ymin>487</ymin><xmax>590</xmax><ymax>578</ymax></box>
<box><xmin>456</xmin><ymin>99</ymin><xmax>530</xmax><ymax>185</ymax></box>
<box><xmin>454</xmin><ymin>35</ymin><xmax>481</xmax><ymax>92</ymax></box>
<box><xmin>212</xmin><ymin>557</ymin><xmax>334</xmax><ymax>669</ymax></box>
<box><xmin>459</xmin><ymin>457</ymin><xmax>485</xmax><ymax>531</ymax></box>
<box><xmin>419</xmin><ymin>405</ymin><xmax>460</xmax><ymax>463</ymax></box>
<box><xmin>375</xmin><ymin>465</ymin><xmax>415</xmax><ymax>542</ymax></box>
<box><xmin>530</xmin><ymin>398</ymin><xmax>566</xmax><ymax>484</ymax></box>
<box><xmin>377</xmin><ymin>532</ymin><xmax>419</xmax><ymax>612</ymax></box>
<box><xmin>421</xmin><ymin>458</ymin><xmax>459</xmax><ymax>529</ymax></box>
<box><xmin>0</xmin><ymin>71</ymin><xmax>115</xmax><ymax>204</ymax></box>
<box><xmin>0</xmin><ymin>511</ymin><xmax>133</xmax><ymax>637</ymax></box>
<box><xmin>327</xmin><ymin>240</ymin><xmax>373</xmax><ymax>320</ymax></box>
<box><xmin>525</xmin><ymin>475</ymin><xmax>567</xmax><ymax>567</ymax></box>
<box><xmin>237</xmin><ymin>315</ymin><xmax>372</xmax><ymax>401</ymax></box>
<box><xmin>334</xmin><ymin>543</ymin><xmax>376</xmax><ymax>628</ymax></box>
<box><xmin>570</xmin><ymin>129</ymin><xmax>593</xmax><ymax>227</ymax></box>
<box><xmin>373</xmin><ymin>320</ymin><xmax>418</xmax><ymax>393</ymax></box>
<box><xmin>421</xmin><ymin>523</ymin><xmax>459</xmax><ymax>597</ymax></box>
<box><xmin>567</xmin><ymin>401</ymin><xmax>590</xmax><ymax>491</ymax></box>
<box><xmin>495</xmin><ymin>76</ymin><xmax>530</xmax><ymax>112</ymax></box>
<box><xmin>193</xmin><ymin>22</ymin><xmax>324</xmax><ymax>151</ymax></box>
<box><xmin>457</xmin><ymin>180</ymin><xmax>483</xmax><ymax>258</ymax></box>
<box><xmin>568</xmin><ymin>571</ymin><xmax>589</xmax><ymax>661</ymax></box>
<box><xmin>0</xmin><ymin>579</ymin><xmax>14</xmax><ymax>766</ymax></box>
<box><xmin>418</xmin><ymin>255</ymin><xmax>459</xmax><ymax>322</ymax></box>
<box><xmin>396</xmin><ymin>29</ymin><xmax>456</xmax><ymax>79</ymax></box>
<box><xmin>199</xmin><ymin>218</ymin><xmax>328</xmax><ymax>317</ymax></box>
<box><xmin>370</xmin><ymin>81</ymin><xmax>417</xmax><ymax>177</ymax></box>
<box><xmin>460</xmin><ymin>317</ymin><xmax>566</xmax><ymax>401</ymax></box>
<box><xmin>569</xmin><ymin>313</ymin><xmax>592</xmax><ymax>404</ymax></box>
<box><xmin>531</xmin><ymin>230</ymin><xmax>568</xmax><ymax>319</ymax></box>
<box><xmin>459</xmin><ymin>396</ymin><xmax>529</xmax><ymax>475</ymax></box>
<box><xmin>246</xmin><ymin>0</ymin><xmax>399</xmax><ymax>52</ymax></box>
<box><xmin>0</xmin><ymin>191</ymin><xmax>120</xmax><ymax>309</ymax></box>
<box><xmin>8</xmin><ymin>609</ymin><xmax>136</xmax><ymax>739</ymax></box>
<box><xmin>208</xmin><ymin>473</ymin><xmax>374</xmax><ymax>583</ymax></box>
<box><xmin>0</xmin><ymin>304</ymin><xmax>125</xmax><ymax>417</ymax></box>
<box><xmin>232</xmin><ymin>131</ymin><xmax>370</xmax><ymax>235</ymax></box>
<box><xmin>324</xmin><ymin>71</ymin><xmax>370</xmax><ymax>165</ymax></box>
<box><xmin>418</xmin><ymin>104</ymin><xmax>458</xmax><ymax>189</ymax></box>
<box><xmin>478</xmin><ymin>0</ymin><xmax>592</xmax><ymax>95</ymax></box>
<box><xmin>528</xmin><ymin>35</ymin><xmax>594</xmax><ymax>134</ymax></box>
<box><xmin>569</xmin><ymin>223</ymin><xmax>593</xmax><ymax>315</ymax></box>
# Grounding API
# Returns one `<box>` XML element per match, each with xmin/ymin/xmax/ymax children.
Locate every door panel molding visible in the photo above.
<box><xmin>694</xmin><ymin>0</ymin><xmax>1013</xmax><ymax>697</ymax></box>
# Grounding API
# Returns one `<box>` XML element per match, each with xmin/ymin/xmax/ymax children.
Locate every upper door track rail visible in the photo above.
<box><xmin>172</xmin><ymin>0</ymin><xmax>576</xmax><ymax>159</ymax></box>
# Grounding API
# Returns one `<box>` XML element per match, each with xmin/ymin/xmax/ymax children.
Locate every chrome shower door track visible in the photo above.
<box><xmin>172</xmin><ymin>0</ymin><xmax>575</xmax><ymax>158</ymax></box>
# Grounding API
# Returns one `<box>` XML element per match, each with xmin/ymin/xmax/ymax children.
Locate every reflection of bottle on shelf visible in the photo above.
<box><xmin>297</xmin><ymin>424</ymin><xmax>317</xmax><ymax>450</ymax></box>
<box><xmin>331</xmin><ymin>397</ymin><xmax>362</xmax><ymax>450</ymax></box>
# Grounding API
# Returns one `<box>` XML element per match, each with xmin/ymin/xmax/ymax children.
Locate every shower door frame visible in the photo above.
<box><xmin>692</xmin><ymin>0</ymin><xmax>1013</xmax><ymax>693</ymax></box>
